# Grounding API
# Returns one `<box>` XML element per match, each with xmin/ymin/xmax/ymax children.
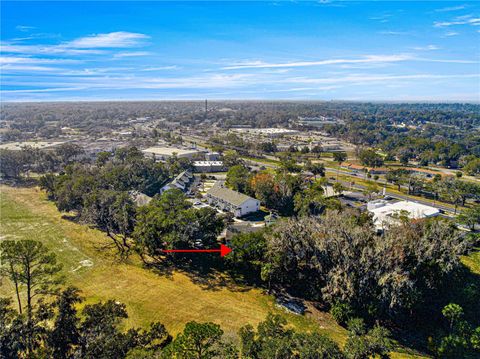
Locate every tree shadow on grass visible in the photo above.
<box><xmin>0</xmin><ymin>178</ymin><xmax>38</xmax><ymax>188</ymax></box>
<box><xmin>61</xmin><ymin>213</ymin><xmax>79</xmax><ymax>222</ymax></box>
<box><xmin>146</xmin><ymin>254</ymin><xmax>260</xmax><ymax>293</ymax></box>
<box><xmin>179</xmin><ymin>256</ymin><xmax>258</xmax><ymax>293</ymax></box>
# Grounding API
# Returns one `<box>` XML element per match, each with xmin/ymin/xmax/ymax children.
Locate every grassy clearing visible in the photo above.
<box><xmin>0</xmin><ymin>185</ymin><xmax>435</xmax><ymax>357</ymax></box>
<box><xmin>242</xmin><ymin>156</ymin><xmax>280</xmax><ymax>166</ymax></box>
<box><xmin>0</xmin><ymin>185</ymin><xmax>341</xmax><ymax>339</ymax></box>
<box><xmin>462</xmin><ymin>247</ymin><xmax>480</xmax><ymax>275</ymax></box>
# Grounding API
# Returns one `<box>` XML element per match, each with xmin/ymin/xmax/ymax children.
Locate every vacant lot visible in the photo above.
<box><xmin>0</xmin><ymin>186</ymin><xmax>341</xmax><ymax>336</ymax></box>
<box><xmin>0</xmin><ymin>185</ymin><xmax>431</xmax><ymax>358</ymax></box>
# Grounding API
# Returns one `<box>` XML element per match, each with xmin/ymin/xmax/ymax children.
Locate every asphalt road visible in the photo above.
<box><xmin>183</xmin><ymin>133</ymin><xmax>461</xmax><ymax>215</ymax></box>
<box><xmin>244</xmin><ymin>157</ymin><xmax>460</xmax><ymax>215</ymax></box>
<box><xmin>340</xmin><ymin>180</ymin><xmax>459</xmax><ymax>215</ymax></box>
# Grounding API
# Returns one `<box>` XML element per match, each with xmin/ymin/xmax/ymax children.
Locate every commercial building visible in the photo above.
<box><xmin>367</xmin><ymin>200</ymin><xmax>440</xmax><ymax>230</ymax></box>
<box><xmin>232</xmin><ymin>128</ymin><xmax>298</xmax><ymax>137</ymax></box>
<box><xmin>142</xmin><ymin>146</ymin><xmax>202</xmax><ymax>160</ymax></box>
<box><xmin>193</xmin><ymin>161</ymin><xmax>225</xmax><ymax>173</ymax></box>
<box><xmin>0</xmin><ymin>141</ymin><xmax>66</xmax><ymax>151</ymax></box>
<box><xmin>206</xmin><ymin>183</ymin><xmax>260</xmax><ymax>217</ymax></box>
<box><xmin>205</xmin><ymin>152</ymin><xmax>221</xmax><ymax>161</ymax></box>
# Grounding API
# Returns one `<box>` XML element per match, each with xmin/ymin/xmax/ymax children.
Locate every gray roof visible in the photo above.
<box><xmin>207</xmin><ymin>183</ymin><xmax>257</xmax><ymax>207</ymax></box>
<box><xmin>129</xmin><ymin>191</ymin><xmax>152</xmax><ymax>206</ymax></box>
<box><xmin>166</xmin><ymin>170</ymin><xmax>192</xmax><ymax>188</ymax></box>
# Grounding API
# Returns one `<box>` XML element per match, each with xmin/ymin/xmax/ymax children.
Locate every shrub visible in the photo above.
<box><xmin>330</xmin><ymin>302</ymin><xmax>354</xmax><ymax>326</ymax></box>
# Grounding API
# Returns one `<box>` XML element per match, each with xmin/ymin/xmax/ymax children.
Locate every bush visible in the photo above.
<box><xmin>330</xmin><ymin>302</ymin><xmax>354</xmax><ymax>326</ymax></box>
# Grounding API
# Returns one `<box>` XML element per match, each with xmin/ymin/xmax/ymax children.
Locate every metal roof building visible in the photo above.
<box><xmin>368</xmin><ymin>200</ymin><xmax>440</xmax><ymax>231</ymax></box>
<box><xmin>193</xmin><ymin>161</ymin><xmax>225</xmax><ymax>173</ymax></box>
<box><xmin>142</xmin><ymin>146</ymin><xmax>202</xmax><ymax>160</ymax></box>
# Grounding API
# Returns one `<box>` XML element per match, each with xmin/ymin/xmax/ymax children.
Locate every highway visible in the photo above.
<box><xmin>182</xmin><ymin>133</ymin><xmax>461</xmax><ymax>215</ymax></box>
<box><xmin>243</xmin><ymin>157</ymin><xmax>460</xmax><ymax>215</ymax></box>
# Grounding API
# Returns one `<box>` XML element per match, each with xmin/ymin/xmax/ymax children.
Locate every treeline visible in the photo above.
<box><xmin>326</xmin><ymin>117</ymin><xmax>480</xmax><ymax>170</ymax></box>
<box><xmin>0</xmin><ymin>232</ymin><xmax>480</xmax><ymax>359</ymax></box>
<box><xmin>37</xmin><ymin>147</ymin><xmax>227</xmax><ymax>260</ymax></box>
<box><xmin>40</xmin><ymin>147</ymin><xmax>173</xmax><ymax>205</ymax></box>
<box><xmin>225</xmin><ymin>158</ymin><xmax>338</xmax><ymax>217</ymax></box>
<box><xmin>228</xmin><ymin>211</ymin><xmax>471</xmax><ymax>317</ymax></box>
<box><xmin>0</xmin><ymin>143</ymin><xmax>85</xmax><ymax>180</ymax></box>
<box><xmin>0</xmin><ymin>239</ymin><xmax>395</xmax><ymax>359</ymax></box>
<box><xmin>226</xmin><ymin>211</ymin><xmax>480</xmax><ymax>357</ymax></box>
<box><xmin>3</xmin><ymin>101</ymin><xmax>478</xmax><ymax>142</ymax></box>
<box><xmin>6</xmin><ymin>146</ymin><xmax>480</xmax><ymax>357</ymax></box>
<box><xmin>385</xmin><ymin>169</ymin><xmax>480</xmax><ymax>211</ymax></box>
<box><xmin>0</xmin><ymin>101</ymin><xmax>209</xmax><ymax>140</ymax></box>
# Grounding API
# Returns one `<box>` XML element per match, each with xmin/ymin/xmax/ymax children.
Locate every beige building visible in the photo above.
<box><xmin>142</xmin><ymin>146</ymin><xmax>202</xmax><ymax>160</ymax></box>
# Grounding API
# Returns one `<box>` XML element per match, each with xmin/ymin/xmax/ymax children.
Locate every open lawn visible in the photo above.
<box><xmin>0</xmin><ymin>185</ymin><xmax>431</xmax><ymax>357</ymax></box>
<box><xmin>0</xmin><ymin>185</ymin><xmax>341</xmax><ymax>338</ymax></box>
<box><xmin>462</xmin><ymin>247</ymin><xmax>480</xmax><ymax>275</ymax></box>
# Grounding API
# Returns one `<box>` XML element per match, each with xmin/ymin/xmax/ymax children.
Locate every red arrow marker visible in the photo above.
<box><xmin>162</xmin><ymin>244</ymin><xmax>232</xmax><ymax>257</ymax></box>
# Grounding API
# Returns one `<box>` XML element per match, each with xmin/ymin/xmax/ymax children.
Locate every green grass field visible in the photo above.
<box><xmin>0</xmin><ymin>185</ymin><xmax>433</xmax><ymax>357</ymax></box>
<box><xmin>462</xmin><ymin>247</ymin><xmax>480</xmax><ymax>275</ymax></box>
<box><xmin>0</xmin><ymin>185</ymin><xmax>342</xmax><ymax>338</ymax></box>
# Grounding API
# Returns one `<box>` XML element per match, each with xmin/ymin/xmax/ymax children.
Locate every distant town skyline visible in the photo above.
<box><xmin>1</xmin><ymin>1</ymin><xmax>479</xmax><ymax>102</ymax></box>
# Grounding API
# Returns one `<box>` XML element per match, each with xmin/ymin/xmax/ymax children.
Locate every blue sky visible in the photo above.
<box><xmin>1</xmin><ymin>1</ymin><xmax>479</xmax><ymax>102</ymax></box>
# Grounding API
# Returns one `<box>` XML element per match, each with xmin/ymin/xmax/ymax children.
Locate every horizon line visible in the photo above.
<box><xmin>2</xmin><ymin>99</ymin><xmax>480</xmax><ymax>105</ymax></box>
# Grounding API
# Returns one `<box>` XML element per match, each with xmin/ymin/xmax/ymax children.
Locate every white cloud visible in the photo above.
<box><xmin>141</xmin><ymin>66</ymin><xmax>179</xmax><ymax>71</ymax></box>
<box><xmin>1</xmin><ymin>31</ymin><xmax>150</xmax><ymax>56</ymax></box>
<box><xmin>2</xmin><ymin>87</ymin><xmax>88</xmax><ymax>93</ymax></box>
<box><xmin>435</xmin><ymin>5</ymin><xmax>466</xmax><ymax>12</ymax></box>
<box><xmin>0</xmin><ymin>56</ymin><xmax>82</xmax><ymax>64</ymax></box>
<box><xmin>0</xmin><ymin>64</ymin><xmax>62</xmax><ymax>72</ymax></box>
<box><xmin>1</xmin><ymin>43</ymin><xmax>106</xmax><ymax>55</ymax></box>
<box><xmin>444</xmin><ymin>31</ymin><xmax>460</xmax><ymax>36</ymax></box>
<box><xmin>16</xmin><ymin>25</ymin><xmax>36</xmax><ymax>32</ymax></box>
<box><xmin>412</xmin><ymin>45</ymin><xmax>440</xmax><ymax>51</ymax></box>
<box><xmin>434</xmin><ymin>15</ymin><xmax>480</xmax><ymax>27</ymax></box>
<box><xmin>113</xmin><ymin>51</ymin><xmax>151</xmax><ymax>58</ymax></box>
<box><xmin>68</xmin><ymin>32</ymin><xmax>149</xmax><ymax>48</ymax></box>
<box><xmin>222</xmin><ymin>54</ymin><xmax>479</xmax><ymax>70</ymax></box>
<box><xmin>379</xmin><ymin>31</ymin><xmax>411</xmax><ymax>36</ymax></box>
<box><xmin>2</xmin><ymin>70</ymin><xmax>479</xmax><ymax>102</ymax></box>
<box><xmin>222</xmin><ymin>54</ymin><xmax>413</xmax><ymax>70</ymax></box>
<box><xmin>416</xmin><ymin>58</ymin><xmax>478</xmax><ymax>64</ymax></box>
<box><xmin>4</xmin><ymin>70</ymin><xmax>478</xmax><ymax>96</ymax></box>
<box><xmin>286</xmin><ymin>73</ymin><xmax>479</xmax><ymax>83</ymax></box>
<box><xmin>369</xmin><ymin>14</ymin><xmax>392</xmax><ymax>23</ymax></box>
<box><xmin>11</xmin><ymin>33</ymin><xmax>61</xmax><ymax>42</ymax></box>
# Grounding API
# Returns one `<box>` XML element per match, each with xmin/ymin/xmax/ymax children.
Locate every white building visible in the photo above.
<box><xmin>0</xmin><ymin>141</ymin><xmax>66</xmax><ymax>151</ymax></box>
<box><xmin>231</xmin><ymin>128</ymin><xmax>298</xmax><ymax>137</ymax></box>
<box><xmin>205</xmin><ymin>152</ymin><xmax>221</xmax><ymax>161</ymax></box>
<box><xmin>368</xmin><ymin>200</ymin><xmax>440</xmax><ymax>231</ymax></box>
<box><xmin>142</xmin><ymin>146</ymin><xmax>202</xmax><ymax>160</ymax></box>
<box><xmin>160</xmin><ymin>171</ymin><xmax>193</xmax><ymax>193</ymax></box>
<box><xmin>206</xmin><ymin>183</ymin><xmax>260</xmax><ymax>217</ymax></box>
<box><xmin>193</xmin><ymin>161</ymin><xmax>225</xmax><ymax>173</ymax></box>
